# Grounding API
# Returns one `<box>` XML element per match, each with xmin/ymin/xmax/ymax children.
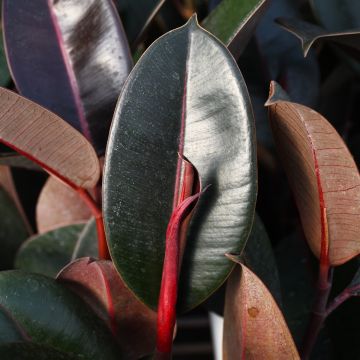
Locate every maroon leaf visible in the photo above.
<box><xmin>57</xmin><ymin>257</ymin><xmax>157</xmax><ymax>359</ymax></box>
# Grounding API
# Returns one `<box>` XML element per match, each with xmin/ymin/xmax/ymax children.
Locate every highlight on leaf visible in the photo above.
<box><xmin>266</xmin><ymin>81</ymin><xmax>360</xmax><ymax>266</ymax></box>
<box><xmin>3</xmin><ymin>0</ymin><xmax>133</xmax><ymax>154</ymax></box>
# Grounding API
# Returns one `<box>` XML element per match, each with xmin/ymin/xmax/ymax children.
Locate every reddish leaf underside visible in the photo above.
<box><xmin>266</xmin><ymin>81</ymin><xmax>360</xmax><ymax>266</ymax></box>
<box><xmin>0</xmin><ymin>88</ymin><xmax>100</xmax><ymax>189</ymax></box>
<box><xmin>36</xmin><ymin>176</ymin><xmax>92</xmax><ymax>233</ymax></box>
<box><xmin>57</xmin><ymin>257</ymin><xmax>157</xmax><ymax>359</ymax></box>
<box><xmin>223</xmin><ymin>256</ymin><xmax>299</xmax><ymax>360</ymax></box>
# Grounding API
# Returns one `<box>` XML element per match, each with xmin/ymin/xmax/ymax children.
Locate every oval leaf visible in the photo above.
<box><xmin>36</xmin><ymin>176</ymin><xmax>91</xmax><ymax>233</ymax></box>
<box><xmin>15</xmin><ymin>224</ymin><xmax>85</xmax><ymax>277</ymax></box>
<box><xmin>0</xmin><ymin>271</ymin><xmax>120</xmax><ymax>359</ymax></box>
<box><xmin>3</xmin><ymin>0</ymin><xmax>132</xmax><ymax>154</ymax></box>
<box><xmin>58</xmin><ymin>257</ymin><xmax>157</xmax><ymax>359</ymax></box>
<box><xmin>223</xmin><ymin>258</ymin><xmax>299</xmax><ymax>360</ymax></box>
<box><xmin>104</xmin><ymin>16</ymin><xmax>257</xmax><ymax>311</ymax></box>
<box><xmin>0</xmin><ymin>88</ymin><xmax>100</xmax><ymax>188</ymax></box>
<box><xmin>266</xmin><ymin>81</ymin><xmax>360</xmax><ymax>265</ymax></box>
<box><xmin>202</xmin><ymin>0</ymin><xmax>268</xmax><ymax>58</ymax></box>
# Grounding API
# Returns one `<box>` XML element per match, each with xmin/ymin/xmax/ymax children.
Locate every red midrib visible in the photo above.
<box><xmin>172</xmin><ymin>69</ymin><xmax>188</xmax><ymax>210</ymax></box>
<box><xmin>293</xmin><ymin>105</ymin><xmax>329</xmax><ymax>265</ymax></box>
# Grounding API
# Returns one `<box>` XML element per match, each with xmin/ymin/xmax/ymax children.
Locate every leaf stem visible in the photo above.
<box><xmin>300</xmin><ymin>262</ymin><xmax>333</xmax><ymax>360</ymax></box>
<box><xmin>325</xmin><ymin>285</ymin><xmax>360</xmax><ymax>316</ymax></box>
<box><xmin>76</xmin><ymin>188</ymin><xmax>110</xmax><ymax>260</ymax></box>
<box><xmin>155</xmin><ymin>191</ymin><xmax>203</xmax><ymax>359</ymax></box>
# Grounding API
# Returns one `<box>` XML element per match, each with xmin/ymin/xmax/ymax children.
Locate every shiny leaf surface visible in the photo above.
<box><xmin>0</xmin><ymin>271</ymin><xmax>119</xmax><ymax>359</ymax></box>
<box><xmin>36</xmin><ymin>176</ymin><xmax>91</xmax><ymax>233</ymax></box>
<box><xmin>0</xmin><ymin>88</ymin><xmax>100</xmax><ymax>189</ymax></box>
<box><xmin>202</xmin><ymin>0</ymin><xmax>268</xmax><ymax>58</ymax></box>
<box><xmin>266</xmin><ymin>81</ymin><xmax>360</xmax><ymax>265</ymax></box>
<box><xmin>223</xmin><ymin>258</ymin><xmax>299</xmax><ymax>360</ymax></box>
<box><xmin>104</xmin><ymin>17</ymin><xmax>257</xmax><ymax>311</ymax></box>
<box><xmin>58</xmin><ymin>257</ymin><xmax>157</xmax><ymax>359</ymax></box>
<box><xmin>3</xmin><ymin>0</ymin><xmax>132</xmax><ymax>154</ymax></box>
<box><xmin>15</xmin><ymin>224</ymin><xmax>85</xmax><ymax>277</ymax></box>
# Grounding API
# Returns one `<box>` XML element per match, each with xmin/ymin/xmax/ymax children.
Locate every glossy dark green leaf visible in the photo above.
<box><xmin>310</xmin><ymin>0</ymin><xmax>360</xmax><ymax>32</ymax></box>
<box><xmin>0</xmin><ymin>343</ymin><xmax>82</xmax><ymax>360</ymax></box>
<box><xmin>115</xmin><ymin>0</ymin><xmax>166</xmax><ymax>47</ymax></box>
<box><xmin>202</xmin><ymin>0</ymin><xmax>268</xmax><ymax>58</ymax></box>
<box><xmin>242</xmin><ymin>214</ymin><xmax>282</xmax><ymax>306</ymax></box>
<box><xmin>0</xmin><ymin>304</ymin><xmax>28</xmax><ymax>343</ymax></box>
<box><xmin>0</xmin><ymin>186</ymin><xmax>29</xmax><ymax>270</ymax></box>
<box><xmin>15</xmin><ymin>224</ymin><xmax>85</xmax><ymax>277</ymax></box>
<box><xmin>275</xmin><ymin>233</ymin><xmax>315</xmax><ymax>346</ymax></box>
<box><xmin>204</xmin><ymin>213</ymin><xmax>281</xmax><ymax>315</ymax></box>
<box><xmin>276</xmin><ymin>18</ymin><xmax>360</xmax><ymax>60</ymax></box>
<box><xmin>0</xmin><ymin>271</ymin><xmax>119</xmax><ymax>359</ymax></box>
<box><xmin>3</xmin><ymin>0</ymin><xmax>132</xmax><ymax>154</ymax></box>
<box><xmin>71</xmin><ymin>218</ymin><xmax>98</xmax><ymax>260</ymax></box>
<box><xmin>104</xmin><ymin>16</ymin><xmax>257</xmax><ymax>311</ymax></box>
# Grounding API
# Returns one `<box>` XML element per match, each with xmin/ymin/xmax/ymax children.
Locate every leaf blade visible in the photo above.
<box><xmin>223</xmin><ymin>259</ymin><xmax>299</xmax><ymax>359</ymax></box>
<box><xmin>104</xmin><ymin>17</ymin><xmax>257</xmax><ymax>311</ymax></box>
<box><xmin>202</xmin><ymin>0</ymin><xmax>268</xmax><ymax>58</ymax></box>
<box><xmin>266</xmin><ymin>81</ymin><xmax>360</xmax><ymax>265</ymax></box>
<box><xmin>3</xmin><ymin>0</ymin><xmax>132</xmax><ymax>154</ymax></box>
<box><xmin>0</xmin><ymin>88</ymin><xmax>100</xmax><ymax>189</ymax></box>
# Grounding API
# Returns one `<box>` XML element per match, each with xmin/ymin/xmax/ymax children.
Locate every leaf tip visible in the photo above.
<box><xmin>265</xmin><ymin>81</ymin><xmax>291</xmax><ymax>107</ymax></box>
<box><xmin>187</xmin><ymin>13</ymin><xmax>199</xmax><ymax>29</ymax></box>
<box><xmin>225</xmin><ymin>253</ymin><xmax>241</xmax><ymax>265</ymax></box>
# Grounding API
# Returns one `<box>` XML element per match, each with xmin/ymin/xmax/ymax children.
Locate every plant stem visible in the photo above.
<box><xmin>326</xmin><ymin>288</ymin><xmax>357</xmax><ymax>316</ymax></box>
<box><xmin>300</xmin><ymin>262</ymin><xmax>333</xmax><ymax>360</ymax></box>
<box><xmin>76</xmin><ymin>188</ymin><xmax>110</xmax><ymax>260</ymax></box>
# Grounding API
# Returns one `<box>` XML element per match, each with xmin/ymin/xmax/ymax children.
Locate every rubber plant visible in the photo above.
<box><xmin>0</xmin><ymin>0</ymin><xmax>358</xmax><ymax>359</ymax></box>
